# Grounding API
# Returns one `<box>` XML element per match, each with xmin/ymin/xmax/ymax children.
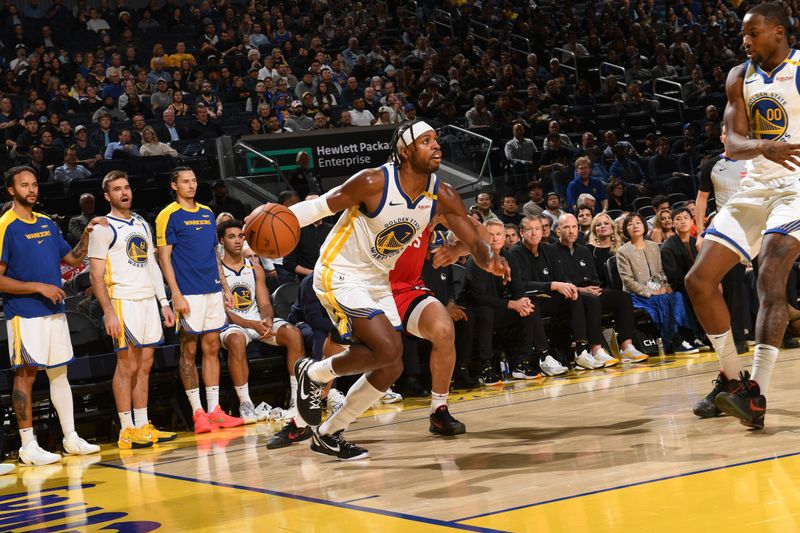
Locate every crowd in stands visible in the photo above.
<box><xmin>4</xmin><ymin>0</ymin><xmax>800</xmax><ymax>413</ymax></box>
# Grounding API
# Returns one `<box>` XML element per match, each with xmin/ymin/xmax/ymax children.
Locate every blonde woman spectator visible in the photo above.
<box><xmin>649</xmin><ymin>208</ymin><xmax>675</xmax><ymax>244</ymax></box>
<box><xmin>587</xmin><ymin>212</ymin><xmax>623</xmax><ymax>287</ymax></box>
<box><xmin>139</xmin><ymin>126</ymin><xmax>178</xmax><ymax>157</ymax></box>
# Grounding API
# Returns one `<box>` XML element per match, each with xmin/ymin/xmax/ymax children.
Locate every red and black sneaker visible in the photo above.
<box><xmin>266</xmin><ymin>419</ymin><xmax>313</xmax><ymax>450</ymax></box>
<box><xmin>714</xmin><ymin>371</ymin><xmax>767</xmax><ymax>429</ymax></box>
<box><xmin>692</xmin><ymin>372</ymin><xmax>742</xmax><ymax>418</ymax></box>
<box><xmin>429</xmin><ymin>405</ymin><xmax>466</xmax><ymax>436</ymax></box>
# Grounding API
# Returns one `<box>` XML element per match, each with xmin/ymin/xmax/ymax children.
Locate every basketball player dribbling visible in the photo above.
<box><xmin>686</xmin><ymin>3</ymin><xmax>800</xmax><ymax>429</ymax></box>
<box><xmin>248</xmin><ymin>121</ymin><xmax>509</xmax><ymax>460</ymax></box>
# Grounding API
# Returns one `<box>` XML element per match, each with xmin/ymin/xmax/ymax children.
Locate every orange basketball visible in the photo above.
<box><xmin>245</xmin><ymin>203</ymin><xmax>300</xmax><ymax>258</ymax></box>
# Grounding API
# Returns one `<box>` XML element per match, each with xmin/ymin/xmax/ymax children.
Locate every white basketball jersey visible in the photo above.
<box><xmin>223</xmin><ymin>258</ymin><xmax>260</xmax><ymax>320</ymax></box>
<box><xmin>90</xmin><ymin>214</ymin><xmax>158</xmax><ymax>300</ymax></box>
<box><xmin>318</xmin><ymin>162</ymin><xmax>439</xmax><ymax>283</ymax></box>
<box><xmin>743</xmin><ymin>50</ymin><xmax>800</xmax><ymax>183</ymax></box>
<box><xmin>711</xmin><ymin>156</ymin><xmax>748</xmax><ymax>208</ymax></box>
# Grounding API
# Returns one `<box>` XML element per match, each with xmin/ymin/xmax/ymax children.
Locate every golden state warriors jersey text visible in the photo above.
<box><xmin>222</xmin><ymin>258</ymin><xmax>260</xmax><ymax>321</ymax></box>
<box><xmin>743</xmin><ymin>49</ymin><xmax>800</xmax><ymax>182</ymax></box>
<box><xmin>318</xmin><ymin>163</ymin><xmax>439</xmax><ymax>283</ymax></box>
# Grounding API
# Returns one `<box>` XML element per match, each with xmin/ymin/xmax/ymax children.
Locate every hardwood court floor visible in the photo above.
<box><xmin>4</xmin><ymin>348</ymin><xmax>800</xmax><ymax>532</ymax></box>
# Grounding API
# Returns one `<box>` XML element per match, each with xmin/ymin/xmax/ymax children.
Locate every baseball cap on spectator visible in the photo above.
<box><xmin>291</xmin><ymin>100</ymin><xmax>302</xmax><ymax>108</ymax></box>
<box><xmin>403</xmin><ymin>103</ymin><xmax>415</xmax><ymax>112</ymax></box>
<box><xmin>15</xmin><ymin>44</ymin><xmax>25</xmax><ymax>50</ymax></box>
<box><xmin>378</xmin><ymin>106</ymin><xmax>391</xmax><ymax>114</ymax></box>
<box><xmin>302</xmin><ymin>92</ymin><xmax>312</xmax><ymax>98</ymax></box>
<box><xmin>546</xmin><ymin>191</ymin><xmax>559</xmax><ymax>198</ymax></box>
<box><xmin>321</xmin><ymin>65</ymin><xmax>332</xmax><ymax>72</ymax></box>
<box><xmin>74</xmin><ymin>125</ymin><xmax>86</xmax><ymax>134</ymax></box>
<box><xmin>384</xmin><ymin>64</ymin><xmax>396</xmax><ymax>74</ymax></box>
<box><xmin>449</xmin><ymin>79</ymin><xmax>459</xmax><ymax>86</ymax></box>
<box><xmin>118</xmin><ymin>11</ymin><xmax>130</xmax><ymax>19</ymax></box>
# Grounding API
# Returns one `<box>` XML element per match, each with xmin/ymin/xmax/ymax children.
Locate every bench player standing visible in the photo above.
<box><xmin>686</xmin><ymin>4</ymin><xmax>800</xmax><ymax>429</ymax></box>
<box><xmin>88</xmin><ymin>170</ymin><xmax>178</xmax><ymax>449</ymax></box>
<box><xmin>248</xmin><ymin>121</ymin><xmax>509</xmax><ymax>460</ymax></box>
<box><xmin>156</xmin><ymin>167</ymin><xmax>243</xmax><ymax>432</ymax></box>
<box><xmin>0</xmin><ymin>165</ymin><xmax>102</xmax><ymax>465</ymax></box>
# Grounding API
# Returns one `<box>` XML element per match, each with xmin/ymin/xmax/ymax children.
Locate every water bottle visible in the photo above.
<box><xmin>657</xmin><ymin>337</ymin><xmax>665</xmax><ymax>357</ymax></box>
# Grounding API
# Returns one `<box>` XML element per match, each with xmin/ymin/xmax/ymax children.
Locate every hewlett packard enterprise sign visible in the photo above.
<box><xmin>240</xmin><ymin>126</ymin><xmax>395</xmax><ymax>179</ymax></box>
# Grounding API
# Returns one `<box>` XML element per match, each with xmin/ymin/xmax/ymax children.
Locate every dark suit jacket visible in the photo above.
<box><xmin>660</xmin><ymin>234</ymin><xmax>697</xmax><ymax>293</ymax></box>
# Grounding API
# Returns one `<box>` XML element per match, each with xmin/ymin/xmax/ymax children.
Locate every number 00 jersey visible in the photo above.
<box><xmin>87</xmin><ymin>214</ymin><xmax>162</xmax><ymax>300</ymax></box>
<box><xmin>743</xmin><ymin>50</ymin><xmax>800</xmax><ymax>183</ymax></box>
<box><xmin>317</xmin><ymin>162</ymin><xmax>439</xmax><ymax>285</ymax></box>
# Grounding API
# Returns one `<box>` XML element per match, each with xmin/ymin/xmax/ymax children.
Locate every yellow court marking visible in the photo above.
<box><xmin>0</xmin><ymin>455</ymin><xmax>482</xmax><ymax>532</ymax></box>
<box><xmin>461</xmin><ymin>452</ymin><xmax>800</xmax><ymax>533</ymax></box>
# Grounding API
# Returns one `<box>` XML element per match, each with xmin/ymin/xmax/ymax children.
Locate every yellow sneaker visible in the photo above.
<box><xmin>118</xmin><ymin>427</ymin><xmax>153</xmax><ymax>450</ymax></box>
<box><xmin>141</xmin><ymin>422</ymin><xmax>177</xmax><ymax>444</ymax></box>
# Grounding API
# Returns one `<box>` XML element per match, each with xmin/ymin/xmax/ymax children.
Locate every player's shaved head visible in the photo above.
<box><xmin>748</xmin><ymin>2</ymin><xmax>791</xmax><ymax>34</ymax></box>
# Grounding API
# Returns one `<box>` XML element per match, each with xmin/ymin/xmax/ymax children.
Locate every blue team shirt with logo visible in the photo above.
<box><xmin>0</xmin><ymin>211</ymin><xmax>72</xmax><ymax>319</ymax></box>
<box><xmin>155</xmin><ymin>202</ymin><xmax>221</xmax><ymax>295</ymax></box>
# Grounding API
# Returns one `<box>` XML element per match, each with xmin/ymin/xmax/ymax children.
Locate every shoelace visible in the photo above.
<box><xmin>309</xmin><ymin>381</ymin><xmax>323</xmax><ymax>410</ymax></box>
<box><xmin>332</xmin><ymin>431</ymin><xmax>358</xmax><ymax>450</ymax></box>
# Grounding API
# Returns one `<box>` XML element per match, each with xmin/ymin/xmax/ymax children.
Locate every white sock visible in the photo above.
<box><xmin>308</xmin><ymin>358</ymin><xmax>338</xmax><ymax>384</ymax></box>
<box><xmin>46</xmin><ymin>365</ymin><xmax>75</xmax><ymax>436</ymax></box>
<box><xmin>430</xmin><ymin>391</ymin><xmax>448</xmax><ymax>414</ymax></box>
<box><xmin>708</xmin><ymin>330</ymin><xmax>743</xmax><ymax>379</ymax></box>
<box><xmin>234</xmin><ymin>384</ymin><xmax>252</xmax><ymax>405</ymax></box>
<box><xmin>186</xmin><ymin>388</ymin><xmax>203</xmax><ymax>412</ymax></box>
<box><xmin>19</xmin><ymin>427</ymin><xmax>35</xmax><ymax>446</ymax></box>
<box><xmin>118</xmin><ymin>411</ymin><xmax>134</xmax><ymax>430</ymax></box>
<box><xmin>319</xmin><ymin>374</ymin><xmax>384</xmax><ymax>435</ymax></box>
<box><xmin>751</xmin><ymin>344</ymin><xmax>779</xmax><ymax>396</ymax></box>
<box><xmin>206</xmin><ymin>386</ymin><xmax>220</xmax><ymax>412</ymax></box>
<box><xmin>294</xmin><ymin>413</ymin><xmax>307</xmax><ymax>428</ymax></box>
<box><xmin>289</xmin><ymin>376</ymin><xmax>298</xmax><ymax>408</ymax></box>
<box><xmin>133</xmin><ymin>408</ymin><xmax>147</xmax><ymax>428</ymax></box>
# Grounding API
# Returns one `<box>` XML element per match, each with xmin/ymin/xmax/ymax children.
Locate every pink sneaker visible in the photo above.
<box><xmin>207</xmin><ymin>405</ymin><xmax>244</xmax><ymax>429</ymax></box>
<box><xmin>193</xmin><ymin>408</ymin><xmax>214</xmax><ymax>434</ymax></box>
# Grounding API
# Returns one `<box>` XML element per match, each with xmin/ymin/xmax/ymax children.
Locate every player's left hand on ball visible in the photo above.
<box><xmin>161</xmin><ymin>306</ymin><xmax>175</xmax><ymax>327</ymax></box>
<box><xmin>243</xmin><ymin>204</ymin><xmax>267</xmax><ymax>230</ymax></box>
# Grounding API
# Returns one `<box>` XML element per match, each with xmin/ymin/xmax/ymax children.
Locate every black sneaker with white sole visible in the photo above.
<box><xmin>294</xmin><ymin>358</ymin><xmax>324</xmax><ymax>426</ymax></box>
<box><xmin>310</xmin><ymin>428</ymin><xmax>369</xmax><ymax>460</ymax></box>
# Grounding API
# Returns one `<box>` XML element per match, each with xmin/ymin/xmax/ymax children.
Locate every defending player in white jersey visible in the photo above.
<box><xmin>88</xmin><ymin>170</ymin><xmax>177</xmax><ymax>449</ymax></box>
<box><xmin>686</xmin><ymin>3</ymin><xmax>800</xmax><ymax>430</ymax></box>
<box><xmin>217</xmin><ymin>219</ymin><xmax>305</xmax><ymax>423</ymax></box>
<box><xmin>247</xmin><ymin>120</ymin><xmax>509</xmax><ymax>460</ymax></box>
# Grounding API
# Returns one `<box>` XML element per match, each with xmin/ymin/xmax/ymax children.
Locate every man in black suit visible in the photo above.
<box><xmin>189</xmin><ymin>104</ymin><xmax>223</xmax><ymax>142</ymax></box>
<box><xmin>156</xmin><ymin>108</ymin><xmax>190</xmax><ymax>144</ymax></box>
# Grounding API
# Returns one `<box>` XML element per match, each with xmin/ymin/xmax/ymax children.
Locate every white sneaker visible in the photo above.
<box><xmin>0</xmin><ymin>463</ymin><xmax>15</xmax><ymax>475</ymax></box>
<box><xmin>593</xmin><ymin>348</ymin><xmax>620</xmax><ymax>367</ymax></box>
<box><xmin>380</xmin><ymin>388</ymin><xmax>403</xmax><ymax>404</ymax></box>
<box><xmin>239</xmin><ymin>401</ymin><xmax>259</xmax><ymax>424</ymax></box>
<box><xmin>620</xmin><ymin>344</ymin><xmax>649</xmax><ymax>363</ymax></box>
<box><xmin>539</xmin><ymin>355</ymin><xmax>568</xmax><ymax>376</ymax></box>
<box><xmin>19</xmin><ymin>440</ymin><xmax>61</xmax><ymax>466</ymax></box>
<box><xmin>327</xmin><ymin>388</ymin><xmax>346</xmax><ymax>416</ymax></box>
<box><xmin>253</xmin><ymin>401</ymin><xmax>272</xmax><ymax>421</ymax></box>
<box><xmin>62</xmin><ymin>432</ymin><xmax>100</xmax><ymax>456</ymax></box>
<box><xmin>674</xmin><ymin>340</ymin><xmax>700</xmax><ymax>355</ymax></box>
<box><xmin>575</xmin><ymin>350</ymin><xmax>602</xmax><ymax>370</ymax></box>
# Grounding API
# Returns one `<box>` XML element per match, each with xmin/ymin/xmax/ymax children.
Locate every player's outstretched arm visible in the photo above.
<box><xmin>436</xmin><ymin>182</ymin><xmax>510</xmax><ymax>280</ymax></box>
<box><xmin>724</xmin><ymin>65</ymin><xmax>800</xmax><ymax>169</ymax></box>
<box><xmin>245</xmin><ymin>168</ymin><xmax>386</xmax><ymax>229</ymax></box>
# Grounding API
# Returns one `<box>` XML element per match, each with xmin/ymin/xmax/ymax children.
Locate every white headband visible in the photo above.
<box><xmin>397</xmin><ymin>121</ymin><xmax>434</xmax><ymax>150</ymax></box>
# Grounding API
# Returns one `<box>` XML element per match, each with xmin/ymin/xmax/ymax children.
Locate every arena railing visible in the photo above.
<box><xmin>653</xmin><ymin>78</ymin><xmax>686</xmax><ymax>103</ymax></box>
<box><xmin>600</xmin><ymin>62</ymin><xmax>628</xmax><ymax>91</ymax></box>
<box><xmin>553</xmin><ymin>48</ymin><xmax>580</xmax><ymax>82</ymax></box>
<box><xmin>434</xmin><ymin>9</ymin><xmax>454</xmax><ymax>37</ymax></box>
<box><xmin>434</xmin><ymin>123</ymin><xmax>494</xmax><ymax>198</ymax></box>
<box><xmin>509</xmin><ymin>34</ymin><xmax>531</xmax><ymax>55</ymax></box>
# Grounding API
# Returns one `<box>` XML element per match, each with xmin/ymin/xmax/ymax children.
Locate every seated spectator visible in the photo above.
<box><xmin>587</xmin><ymin>212</ymin><xmax>623</xmax><ymax>287</ymax></box>
<box><xmin>104</xmin><ymin>129</ymin><xmax>139</xmax><ymax>159</ymax></box>
<box><xmin>140</xmin><ymin>126</ymin><xmax>178</xmax><ymax>157</ymax></box>
<box><xmin>504</xmin><ymin>122</ymin><xmax>538</xmax><ymax>189</ymax></box>
<box><xmin>523</xmin><ymin>181</ymin><xmax>546</xmax><ymax>217</ymax></box>
<box><xmin>168</xmin><ymin>90</ymin><xmax>191</xmax><ymax>116</ymax></box>
<box><xmin>647</xmin><ymin>137</ymin><xmax>681</xmax><ymax>195</ymax></box>
<box><xmin>150</xmin><ymin>79</ymin><xmax>173</xmax><ymax>112</ymax></box>
<box><xmin>542</xmin><ymin>192</ymin><xmax>564</xmax><ymax>227</ymax></box>
<box><xmin>283</xmin><ymin>194</ymin><xmax>332</xmax><ymax>279</ymax></box>
<box><xmin>157</xmin><ymin>109</ymin><xmax>188</xmax><ymax>143</ymax></box>
<box><xmin>349</xmin><ymin>97</ymin><xmax>375</xmax><ymax>126</ymax></box>
<box><xmin>540</xmin><ymin>214</ymin><xmax>559</xmax><ymax>244</ymax></box>
<box><xmin>72</xmin><ymin>126</ymin><xmax>100</xmax><ymax>164</ymax></box>
<box><xmin>576</xmin><ymin>204</ymin><xmax>594</xmax><ymax>239</ymax></box>
<box><xmin>92</xmin><ymin>96</ymin><xmax>127</xmax><ymax>123</ymax></box>
<box><xmin>676</xmin><ymin>138</ymin><xmax>703</xmax><ymax>176</ymax></box>
<box><xmin>208</xmin><ymin>180</ymin><xmax>248</xmax><ymax>220</ymax></box>
<box><xmin>457</xmin><ymin>219</ymin><xmax>545</xmax><ymax>383</ymax></box>
<box><xmin>13</xmin><ymin>115</ymin><xmax>40</xmax><ymax>158</ymax></box>
<box><xmin>54</xmin><ymin>146</ymin><xmax>92</xmax><ymax>187</ymax></box>
<box><xmin>616</xmin><ymin>213</ymin><xmax>704</xmax><ymax>354</ymax></box>
<box><xmin>338</xmin><ymin>110</ymin><xmax>353</xmax><ymax>128</ymax></box>
<box><xmin>605</xmin><ymin>182</ymin><xmax>629</xmax><ymax>213</ymax></box>
<box><xmin>190</xmin><ymin>104</ymin><xmax>224</xmax><ymax>141</ymax></box>
<box><xmin>473</xmin><ymin>192</ymin><xmax>499</xmax><ymax>222</ymax></box>
<box><xmin>374</xmin><ymin>106</ymin><xmax>393</xmax><ymax>125</ymax></box>
<box><xmin>289</xmin><ymin>152</ymin><xmax>323</xmax><ymax>198</ymax></box>
<box><xmin>542</xmin><ymin>121</ymin><xmax>575</xmax><ymax>151</ymax></box>
<box><xmin>285</xmin><ymin>100</ymin><xmax>313</xmax><ymax>131</ymax></box>
<box><xmin>492</xmin><ymin>94</ymin><xmax>516</xmax><ymax>127</ymax></box>
<box><xmin>497</xmin><ymin>194</ymin><xmax>523</xmax><ymax>225</ymax></box>
<box><xmin>69</xmin><ymin>193</ymin><xmax>95</xmax><ymax>242</ymax></box>
<box><xmin>313</xmin><ymin>113</ymin><xmax>333</xmax><ymax>130</ymax></box>
<box><xmin>660</xmin><ymin>207</ymin><xmax>698</xmax><ymax>302</ymax></box>
<box><xmin>465</xmin><ymin>94</ymin><xmax>494</xmax><ymax>130</ymax></box>
<box><xmin>538</xmin><ymin>133</ymin><xmax>574</xmax><ymax>200</ymax></box>
<box><xmin>649</xmin><ymin>209</ymin><xmax>675</xmax><ymax>244</ymax></box>
<box><xmin>197</xmin><ymin>81</ymin><xmax>223</xmax><ymax>118</ymax></box>
<box><xmin>147</xmin><ymin>57</ymin><xmax>172</xmax><ymax>86</ymax></box>
<box><xmin>567</xmin><ymin>156</ymin><xmax>608</xmax><ymax>212</ymax></box>
<box><xmin>602</xmin><ymin>131</ymin><xmax>638</xmax><ymax>160</ymax></box>
<box><xmin>38</xmin><ymin>130</ymin><xmax>63</xmax><ymax>167</ymax></box>
<box><xmin>609</xmin><ymin>143</ymin><xmax>646</xmax><ymax>193</ymax></box>
<box><xmin>624</xmin><ymin>82</ymin><xmax>659</xmax><ymax>114</ymax></box>
<box><xmin>27</xmin><ymin>147</ymin><xmax>51</xmax><ymax>183</ymax></box>
<box><xmin>504</xmin><ymin>223</ymin><xmax>520</xmax><ymax>250</ymax></box>
<box><xmin>554</xmin><ymin>214</ymin><xmax>649</xmax><ymax>364</ymax></box>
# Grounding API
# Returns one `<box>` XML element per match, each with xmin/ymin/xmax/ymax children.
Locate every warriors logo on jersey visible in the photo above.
<box><xmin>749</xmin><ymin>94</ymin><xmax>789</xmax><ymax>140</ymax></box>
<box><xmin>374</xmin><ymin>219</ymin><xmax>419</xmax><ymax>258</ymax></box>
<box><xmin>230</xmin><ymin>283</ymin><xmax>254</xmax><ymax>312</ymax></box>
<box><xmin>125</xmin><ymin>234</ymin><xmax>148</xmax><ymax>266</ymax></box>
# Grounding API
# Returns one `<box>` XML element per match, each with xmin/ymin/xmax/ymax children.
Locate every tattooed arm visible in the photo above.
<box><xmin>62</xmin><ymin>216</ymin><xmax>108</xmax><ymax>266</ymax></box>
